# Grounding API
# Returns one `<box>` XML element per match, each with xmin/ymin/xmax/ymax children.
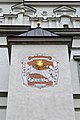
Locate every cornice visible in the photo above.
<box><xmin>24</xmin><ymin>1</ymin><xmax>80</xmax><ymax>6</ymax></box>
<box><xmin>29</xmin><ymin>17</ymin><xmax>44</xmax><ymax>21</ymax></box>
<box><xmin>0</xmin><ymin>0</ymin><xmax>23</xmax><ymax>2</ymax></box>
<box><xmin>47</xmin><ymin>17</ymin><xmax>60</xmax><ymax>21</ymax></box>
<box><xmin>45</xmin><ymin>28</ymin><xmax>80</xmax><ymax>36</ymax></box>
<box><xmin>0</xmin><ymin>25</ymin><xmax>30</xmax><ymax>36</ymax></box>
<box><xmin>0</xmin><ymin>26</ymin><xmax>80</xmax><ymax>36</ymax></box>
<box><xmin>3</xmin><ymin>14</ymin><xmax>17</xmax><ymax>18</ymax></box>
<box><xmin>71</xmin><ymin>17</ymin><xmax>80</xmax><ymax>21</ymax></box>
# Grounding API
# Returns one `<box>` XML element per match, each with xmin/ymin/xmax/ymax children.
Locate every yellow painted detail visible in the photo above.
<box><xmin>37</xmin><ymin>60</ymin><xmax>43</xmax><ymax>69</ymax></box>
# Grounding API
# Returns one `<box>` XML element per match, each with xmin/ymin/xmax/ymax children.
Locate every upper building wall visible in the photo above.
<box><xmin>0</xmin><ymin>1</ymin><xmax>80</xmax><ymax>28</ymax></box>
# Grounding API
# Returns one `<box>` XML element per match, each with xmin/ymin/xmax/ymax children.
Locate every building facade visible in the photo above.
<box><xmin>0</xmin><ymin>1</ymin><xmax>80</xmax><ymax>120</ymax></box>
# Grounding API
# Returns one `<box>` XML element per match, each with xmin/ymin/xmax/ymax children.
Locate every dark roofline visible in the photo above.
<box><xmin>0</xmin><ymin>25</ymin><xmax>31</xmax><ymax>36</ymax></box>
<box><xmin>8</xmin><ymin>35</ymin><xmax>72</xmax><ymax>39</ymax></box>
<box><xmin>0</xmin><ymin>25</ymin><xmax>80</xmax><ymax>36</ymax></box>
<box><xmin>7</xmin><ymin>35</ymin><xmax>72</xmax><ymax>49</ymax></box>
<box><xmin>17</xmin><ymin>27</ymin><xmax>59</xmax><ymax>37</ymax></box>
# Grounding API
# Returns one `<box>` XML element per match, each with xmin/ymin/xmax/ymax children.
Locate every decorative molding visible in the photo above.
<box><xmin>21</xmin><ymin>54</ymin><xmax>58</xmax><ymax>89</ymax></box>
<box><xmin>71</xmin><ymin>17</ymin><xmax>80</xmax><ymax>21</ymax></box>
<box><xmin>41</xmin><ymin>11</ymin><xmax>48</xmax><ymax>16</ymax></box>
<box><xmin>45</xmin><ymin>28</ymin><xmax>80</xmax><ymax>36</ymax></box>
<box><xmin>29</xmin><ymin>17</ymin><xmax>44</xmax><ymax>21</ymax></box>
<box><xmin>53</xmin><ymin>6</ymin><xmax>76</xmax><ymax>13</ymax></box>
<box><xmin>11</xmin><ymin>3</ymin><xmax>36</xmax><ymax>13</ymax></box>
<box><xmin>30</xmin><ymin>17</ymin><xmax>60</xmax><ymax>21</ymax></box>
<box><xmin>0</xmin><ymin>25</ymin><xmax>30</xmax><ymax>36</ymax></box>
<box><xmin>47</xmin><ymin>17</ymin><xmax>60</xmax><ymax>21</ymax></box>
<box><xmin>59</xmin><ymin>14</ymin><xmax>72</xmax><ymax>18</ymax></box>
<box><xmin>73</xmin><ymin>55</ymin><xmax>80</xmax><ymax>61</ymax></box>
<box><xmin>3</xmin><ymin>14</ymin><xmax>17</xmax><ymax>18</ymax></box>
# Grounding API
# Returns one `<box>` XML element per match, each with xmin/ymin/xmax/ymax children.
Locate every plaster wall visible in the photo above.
<box><xmin>0</xmin><ymin>48</ymin><xmax>9</xmax><ymax>91</ymax></box>
<box><xmin>70</xmin><ymin>51</ymin><xmax>80</xmax><ymax>94</ymax></box>
<box><xmin>0</xmin><ymin>3</ymin><xmax>14</xmax><ymax>13</ymax></box>
<box><xmin>75</xmin><ymin>111</ymin><xmax>80</xmax><ymax>120</ymax></box>
<box><xmin>70</xmin><ymin>39</ymin><xmax>80</xmax><ymax>93</ymax></box>
<box><xmin>72</xmin><ymin>39</ymin><xmax>80</xmax><ymax>47</ymax></box>
<box><xmin>6</xmin><ymin>44</ymin><xmax>75</xmax><ymax>120</ymax></box>
<box><xmin>0</xmin><ymin>37</ymin><xmax>7</xmax><ymax>45</ymax></box>
<box><xmin>74</xmin><ymin>99</ymin><xmax>80</xmax><ymax>108</ymax></box>
<box><xmin>33</xmin><ymin>6</ymin><xmax>56</xmax><ymax>17</ymax></box>
<box><xmin>0</xmin><ymin>109</ymin><xmax>6</xmax><ymax>120</ymax></box>
<box><xmin>0</xmin><ymin>97</ymin><xmax>7</xmax><ymax>106</ymax></box>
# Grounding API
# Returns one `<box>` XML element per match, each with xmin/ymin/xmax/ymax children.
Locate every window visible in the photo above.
<box><xmin>63</xmin><ymin>24</ymin><xmax>69</xmax><ymax>28</ymax></box>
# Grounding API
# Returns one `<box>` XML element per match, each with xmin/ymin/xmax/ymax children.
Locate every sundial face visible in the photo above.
<box><xmin>21</xmin><ymin>54</ymin><xmax>59</xmax><ymax>89</ymax></box>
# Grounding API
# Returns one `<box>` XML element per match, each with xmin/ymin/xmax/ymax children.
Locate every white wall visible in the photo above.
<box><xmin>0</xmin><ymin>37</ymin><xmax>9</xmax><ymax>92</ymax></box>
<box><xmin>70</xmin><ymin>57</ymin><xmax>80</xmax><ymax>93</ymax></box>
<box><xmin>0</xmin><ymin>2</ymin><xmax>79</xmax><ymax>28</ymax></box>
<box><xmin>75</xmin><ymin>111</ymin><xmax>80</xmax><ymax>120</ymax></box>
<box><xmin>0</xmin><ymin>109</ymin><xmax>6</xmax><ymax>120</ymax></box>
<box><xmin>6</xmin><ymin>43</ymin><xmax>75</xmax><ymax>120</ymax></box>
<box><xmin>70</xmin><ymin>38</ymin><xmax>80</xmax><ymax>94</ymax></box>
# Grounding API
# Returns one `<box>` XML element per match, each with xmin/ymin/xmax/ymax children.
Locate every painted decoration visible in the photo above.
<box><xmin>21</xmin><ymin>54</ymin><xmax>59</xmax><ymax>89</ymax></box>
